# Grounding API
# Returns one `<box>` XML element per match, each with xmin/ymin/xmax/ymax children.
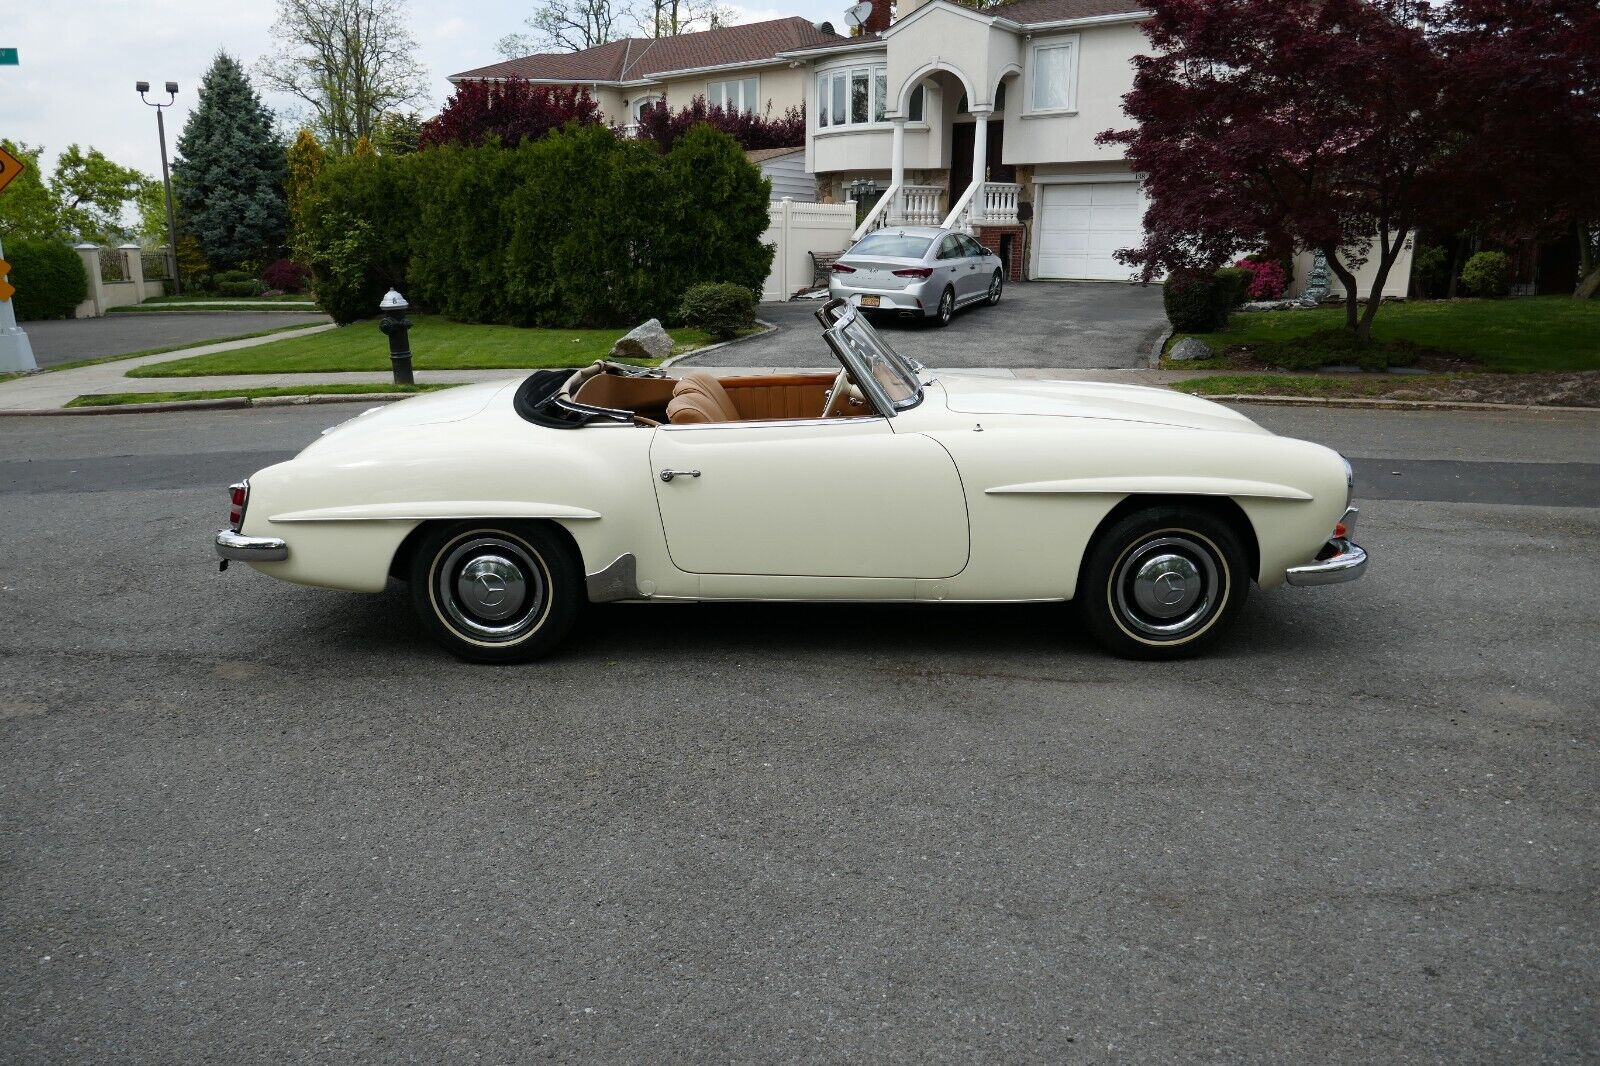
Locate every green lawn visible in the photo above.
<box><xmin>1168</xmin><ymin>297</ymin><xmax>1600</xmax><ymax>373</ymax></box>
<box><xmin>1170</xmin><ymin>374</ymin><xmax>1455</xmax><ymax>398</ymax></box>
<box><xmin>66</xmin><ymin>383</ymin><xmax>453</xmax><ymax>407</ymax></box>
<box><xmin>130</xmin><ymin>315</ymin><xmax>713</xmax><ymax>377</ymax></box>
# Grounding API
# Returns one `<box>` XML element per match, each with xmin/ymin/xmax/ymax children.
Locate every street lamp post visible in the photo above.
<box><xmin>137</xmin><ymin>80</ymin><xmax>182</xmax><ymax>295</ymax></box>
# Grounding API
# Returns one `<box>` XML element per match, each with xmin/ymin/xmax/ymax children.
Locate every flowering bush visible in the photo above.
<box><xmin>1233</xmin><ymin>257</ymin><xmax>1288</xmax><ymax>299</ymax></box>
<box><xmin>261</xmin><ymin>258</ymin><xmax>311</xmax><ymax>293</ymax></box>
<box><xmin>635</xmin><ymin>97</ymin><xmax>805</xmax><ymax>152</ymax></box>
<box><xmin>420</xmin><ymin>79</ymin><xmax>603</xmax><ymax>149</ymax></box>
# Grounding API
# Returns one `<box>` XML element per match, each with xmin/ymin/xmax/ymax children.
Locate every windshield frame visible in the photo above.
<box><xmin>817</xmin><ymin>300</ymin><xmax>925</xmax><ymax>416</ymax></box>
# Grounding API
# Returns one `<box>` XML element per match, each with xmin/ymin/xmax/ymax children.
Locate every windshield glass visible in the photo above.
<box><xmin>826</xmin><ymin>305</ymin><xmax>923</xmax><ymax>411</ymax></box>
<box><xmin>848</xmin><ymin>233</ymin><xmax>933</xmax><ymax>259</ymax></box>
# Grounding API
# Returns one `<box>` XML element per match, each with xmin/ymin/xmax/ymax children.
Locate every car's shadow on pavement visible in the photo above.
<box><xmin>303</xmin><ymin>579</ymin><xmax>1314</xmax><ymax>670</ymax></box>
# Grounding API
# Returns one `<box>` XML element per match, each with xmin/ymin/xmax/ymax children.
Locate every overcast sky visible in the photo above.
<box><xmin>1</xmin><ymin>0</ymin><xmax>833</xmax><ymax>179</ymax></box>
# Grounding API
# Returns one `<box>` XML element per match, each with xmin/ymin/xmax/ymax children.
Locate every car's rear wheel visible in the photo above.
<box><xmin>934</xmin><ymin>286</ymin><xmax>955</xmax><ymax>327</ymax></box>
<box><xmin>1076</xmin><ymin>506</ymin><xmax>1249</xmax><ymax>660</ymax></box>
<box><xmin>408</xmin><ymin>522</ymin><xmax>581</xmax><ymax>663</ymax></box>
<box><xmin>987</xmin><ymin>270</ymin><xmax>1003</xmax><ymax>306</ymax></box>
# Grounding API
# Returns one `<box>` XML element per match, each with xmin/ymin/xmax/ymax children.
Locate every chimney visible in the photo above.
<box><xmin>864</xmin><ymin>0</ymin><xmax>893</xmax><ymax>33</ymax></box>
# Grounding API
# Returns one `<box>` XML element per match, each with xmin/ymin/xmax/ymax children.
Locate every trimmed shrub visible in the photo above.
<box><xmin>261</xmin><ymin>259</ymin><xmax>310</xmax><ymax>293</ymax></box>
<box><xmin>216</xmin><ymin>279</ymin><xmax>264</xmax><ymax>297</ymax></box>
<box><xmin>677</xmin><ymin>282</ymin><xmax>756</xmax><ymax>339</ymax></box>
<box><xmin>1163</xmin><ymin>271</ymin><xmax>1231</xmax><ymax>332</ymax></box>
<box><xmin>1460</xmin><ymin>251</ymin><xmax>1510</xmax><ymax>298</ymax></box>
<box><xmin>5</xmin><ymin>239</ymin><xmax>87</xmax><ymax>321</ymax></box>
<box><xmin>213</xmin><ymin>268</ymin><xmax>254</xmax><ymax>285</ymax></box>
<box><xmin>1215</xmin><ymin>266</ymin><xmax>1252</xmax><ymax>308</ymax></box>
<box><xmin>298</xmin><ymin>122</ymin><xmax>773</xmax><ymax>328</ymax></box>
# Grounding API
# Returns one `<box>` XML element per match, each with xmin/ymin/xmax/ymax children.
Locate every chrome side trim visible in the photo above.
<box><xmin>1285</xmin><ymin>539</ymin><xmax>1368</xmax><ymax>587</ymax></box>
<box><xmin>586</xmin><ymin>553</ymin><xmax>647</xmax><ymax>602</ymax></box>
<box><xmin>215</xmin><ymin>529</ymin><xmax>289</xmax><ymax>562</ymax></box>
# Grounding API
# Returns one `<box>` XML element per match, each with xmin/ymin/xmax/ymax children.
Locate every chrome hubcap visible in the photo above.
<box><xmin>435</xmin><ymin>535</ymin><xmax>549</xmax><ymax>642</ymax></box>
<box><xmin>941</xmin><ymin>292</ymin><xmax>952</xmax><ymax>319</ymax></box>
<box><xmin>989</xmin><ymin>277</ymin><xmax>1001</xmax><ymax>300</ymax></box>
<box><xmin>456</xmin><ymin>555</ymin><xmax>526</xmax><ymax>621</ymax></box>
<box><xmin>1113</xmin><ymin>534</ymin><xmax>1220</xmax><ymax>638</ymax></box>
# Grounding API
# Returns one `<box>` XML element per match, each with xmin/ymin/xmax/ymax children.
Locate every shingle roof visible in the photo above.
<box><xmin>987</xmin><ymin>0</ymin><xmax>1147</xmax><ymax>26</ymax></box>
<box><xmin>451</xmin><ymin>17</ymin><xmax>848</xmax><ymax>84</ymax></box>
<box><xmin>745</xmin><ymin>146</ymin><xmax>805</xmax><ymax>163</ymax></box>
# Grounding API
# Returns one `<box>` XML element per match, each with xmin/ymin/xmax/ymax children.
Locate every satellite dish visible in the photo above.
<box><xmin>843</xmin><ymin>2</ymin><xmax>875</xmax><ymax>27</ymax></box>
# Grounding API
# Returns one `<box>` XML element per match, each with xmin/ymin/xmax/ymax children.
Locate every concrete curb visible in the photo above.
<box><xmin>1142</xmin><ymin>327</ymin><xmax>1173</xmax><ymax>371</ymax></box>
<box><xmin>660</xmin><ymin>319</ymin><xmax>779</xmax><ymax>369</ymax></box>
<box><xmin>1204</xmin><ymin>394</ymin><xmax>1600</xmax><ymax>413</ymax></box>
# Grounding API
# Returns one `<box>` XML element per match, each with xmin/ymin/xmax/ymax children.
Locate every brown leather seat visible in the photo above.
<box><xmin>667</xmin><ymin>371</ymin><xmax>742</xmax><ymax>424</ymax></box>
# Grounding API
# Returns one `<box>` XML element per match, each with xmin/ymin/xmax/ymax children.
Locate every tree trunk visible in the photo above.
<box><xmin>1577</xmin><ymin>266</ymin><xmax>1600</xmax><ymax>300</ymax></box>
<box><xmin>1578</xmin><ymin>223</ymin><xmax>1597</xmax><ymax>299</ymax></box>
<box><xmin>1322</xmin><ymin>246</ymin><xmax>1362</xmax><ymax>334</ymax></box>
<box><xmin>1446</xmin><ymin>239</ymin><xmax>1463</xmax><ymax>299</ymax></box>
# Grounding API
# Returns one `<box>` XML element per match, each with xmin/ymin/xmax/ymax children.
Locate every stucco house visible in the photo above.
<box><xmin>450</xmin><ymin>18</ymin><xmax>845</xmax><ymax>131</ymax></box>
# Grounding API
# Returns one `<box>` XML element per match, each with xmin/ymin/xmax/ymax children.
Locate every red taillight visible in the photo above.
<box><xmin>228</xmin><ymin>482</ymin><xmax>248</xmax><ymax>529</ymax></box>
<box><xmin>892</xmin><ymin>267</ymin><xmax>933</xmax><ymax>278</ymax></box>
<box><xmin>1334</xmin><ymin>522</ymin><xmax>1348</xmax><ymax>538</ymax></box>
<box><xmin>831</xmin><ymin>263</ymin><xmax>856</xmax><ymax>274</ymax></box>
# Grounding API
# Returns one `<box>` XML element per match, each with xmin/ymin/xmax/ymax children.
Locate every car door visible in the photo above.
<box><xmin>934</xmin><ymin>235</ymin><xmax>973</xmax><ymax>303</ymax></box>
<box><xmin>649</xmin><ymin>415</ymin><xmax>969</xmax><ymax>579</ymax></box>
<box><xmin>956</xmin><ymin>234</ymin><xmax>989</xmax><ymax>301</ymax></box>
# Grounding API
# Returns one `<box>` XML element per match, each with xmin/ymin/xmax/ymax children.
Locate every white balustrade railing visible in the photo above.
<box><xmin>895</xmin><ymin>185</ymin><xmax>944</xmax><ymax>226</ymax></box>
<box><xmin>980</xmin><ymin>182</ymin><xmax>1021</xmax><ymax>224</ymax></box>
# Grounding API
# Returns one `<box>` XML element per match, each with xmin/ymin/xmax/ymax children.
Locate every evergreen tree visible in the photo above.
<box><xmin>174</xmin><ymin>52</ymin><xmax>287</xmax><ymax>268</ymax></box>
<box><xmin>285</xmin><ymin>128</ymin><xmax>325</xmax><ymax>234</ymax></box>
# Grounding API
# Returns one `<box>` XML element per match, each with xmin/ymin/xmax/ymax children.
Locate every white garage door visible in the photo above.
<box><xmin>1035</xmin><ymin>182</ymin><xmax>1143</xmax><ymax>281</ymax></box>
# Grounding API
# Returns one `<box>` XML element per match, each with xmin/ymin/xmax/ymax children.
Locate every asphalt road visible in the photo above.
<box><xmin>20</xmin><ymin>311</ymin><xmax>332</xmax><ymax>367</ymax></box>
<box><xmin>1</xmin><ymin>403</ymin><xmax>1596</xmax><ymax>1062</ymax></box>
<box><xmin>681</xmin><ymin>281</ymin><xmax>1168</xmax><ymax>370</ymax></box>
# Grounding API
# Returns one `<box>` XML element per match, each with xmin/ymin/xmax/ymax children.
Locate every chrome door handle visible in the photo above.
<box><xmin>660</xmin><ymin>468</ymin><xmax>701</xmax><ymax>482</ymax></box>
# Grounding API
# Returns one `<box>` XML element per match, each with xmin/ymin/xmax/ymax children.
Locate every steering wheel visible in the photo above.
<box><xmin>821</xmin><ymin>367</ymin><xmax>853</xmax><ymax>419</ymax></box>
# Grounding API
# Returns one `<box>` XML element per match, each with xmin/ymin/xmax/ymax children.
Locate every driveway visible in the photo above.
<box><xmin>680</xmin><ymin>280</ymin><xmax>1167</xmax><ymax>370</ymax></box>
<box><xmin>20</xmin><ymin>311</ymin><xmax>332</xmax><ymax>367</ymax></box>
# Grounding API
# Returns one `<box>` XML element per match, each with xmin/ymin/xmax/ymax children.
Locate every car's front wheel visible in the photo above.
<box><xmin>408</xmin><ymin>522</ymin><xmax>581</xmax><ymax>663</ymax></box>
<box><xmin>934</xmin><ymin>286</ymin><xmax>955</xmax><ymax>327</ymax></box>
<box><xmin>1076</xmin><ymin>506</ymin><xmax>1249</xmax><ymax>660</ymax></box>
<box><xmin>986</xmin><ymin>270</ymin><xmax>1003</xmax><ymax>306</ymax></box>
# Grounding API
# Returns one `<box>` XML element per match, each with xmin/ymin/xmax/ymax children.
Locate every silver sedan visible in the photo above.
<box><xmin>827</xmin><ymin>226</ymin><xmax>1004</xmax><ymax>326</ymax></box>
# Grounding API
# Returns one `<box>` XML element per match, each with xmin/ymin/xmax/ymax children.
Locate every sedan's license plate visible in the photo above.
<box><xmin>859</xmin><ymin>295</ymin><xmax>881</xmax><ymax>308</ymax></box>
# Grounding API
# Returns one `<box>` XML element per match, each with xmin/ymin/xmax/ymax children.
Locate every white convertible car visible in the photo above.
<box><xmin>215</xmin><ymin>300</ymin><xmax>1366</xmax><ymax>662</ymax></box>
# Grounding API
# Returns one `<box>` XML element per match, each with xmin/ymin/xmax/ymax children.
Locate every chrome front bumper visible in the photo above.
<box><xmin>1285</xmin><ymin>507</ymin><xmax>1367</xmax><ymax>587</ymax></box>
<box><xmin>215</xmin><ymin>529</ymin><xmax>288</xmax><ymax>562</ymax></box>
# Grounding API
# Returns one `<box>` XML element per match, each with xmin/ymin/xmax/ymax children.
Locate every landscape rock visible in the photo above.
<box><xmin>610</xmin><ymin>318</ymin><xmax>674</xmax><ymax>361</ymax></box>
<box><xmin>1168</xmin><ymin>337</ymin><xmax>1216</xmax><ymax>362</ymax></box>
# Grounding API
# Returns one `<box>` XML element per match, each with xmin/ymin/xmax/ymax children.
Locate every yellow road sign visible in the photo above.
<box><xmin>0</xmin><ymin>259</ymin><xmax>12</xmax><ymax>302</ymax></box>
<box><xmin>0</xmin><ymin>145</ymin><xmax>24</xmax><ymax>195</ymax></box>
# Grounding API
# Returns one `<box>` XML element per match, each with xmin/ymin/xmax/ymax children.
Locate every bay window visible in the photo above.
<box><xmin>817</xmin><ymin>63</ymin><xmax>893</xmax><ymax>129</ymax></box>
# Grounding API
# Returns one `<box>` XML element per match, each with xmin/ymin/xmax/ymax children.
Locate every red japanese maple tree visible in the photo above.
<box><xmin>1101</xmin><ymin>0</ymin><xmax>1599</xmax><ymax>338</ymax></box>
<box><xmin>420</xmin><ymin>80</ymin><xmax>604</xmax><ymax>149</ymax></box>
<box><xmin>634</xmin><ymin>97</ymin><xmax>806</xmax><ymax>153</ymax></box>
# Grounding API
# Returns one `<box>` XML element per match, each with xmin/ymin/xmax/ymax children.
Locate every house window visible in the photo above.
<box><xmin>908</xmin><ymin>85</ymin><xmax>924</xmax><ymax>122</ymax></box>
<box><xmin>1030</xmin><ymin>37</ymin><xmax>1078</xmax><ymax>112</ymax></box>
<box><xmin>707</xmin><ymin>76</ymin><xmax>759</xmax><ymax>113</ymax></box>
<box><xmin>633</xmin><ymin>94</ymin><xmax>662</xmax><ymax>121</ymax></box>
<box><xmin>817</xmin><ymin>63</ymin><xmax>892</xmax><ymax>128</ymax></box>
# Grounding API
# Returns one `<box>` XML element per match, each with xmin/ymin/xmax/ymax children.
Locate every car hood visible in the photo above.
<box><xmin>933</xmin><ymin>374</ymin><xmax>1271</xmax><ymax>434</ymax></box>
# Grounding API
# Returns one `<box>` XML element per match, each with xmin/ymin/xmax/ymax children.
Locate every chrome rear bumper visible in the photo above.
<box><xmin>215</xmin><ymin>529</ymin><xmax>288</xmax><ymax>562</ymax></box>
<box><xmin>1285</xmin><ymin>507</ymin><xmax>1367</xmax><ymax>587</ymax></box>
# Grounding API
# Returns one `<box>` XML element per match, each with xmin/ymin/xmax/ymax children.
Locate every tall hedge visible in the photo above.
<box><xmin>5</xmin><ymin>239</ymin><xmax>87</xmax><ymax>321</ymax></box>
<box><xmin>297</xmin><ymin>123</ymin><xmax>773</xmax><ymax>327</ymax></box>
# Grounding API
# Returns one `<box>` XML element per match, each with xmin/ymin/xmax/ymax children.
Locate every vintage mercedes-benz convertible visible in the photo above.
<box><xmin>215</xmin><ymin>299</ymin><xmax>1366</xmax><ymax>662</ymax></box>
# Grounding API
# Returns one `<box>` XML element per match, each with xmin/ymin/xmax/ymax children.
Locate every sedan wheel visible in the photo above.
<box><xmin>987</xmin><ymin>270</ymin><xmax>1003</xmax><ymax>306</ymax></box>
<box><xmin>408</xmin><ymin>522</ymin><xmax>581</xmax><ymax>663</ymax></box>
<box><xmin>1076</xmin><ymin>506</ymin><xmax>1249</xmax><ymax>660</ymax></box>
<box><xmin>935</xmin><ymin>287</ymin><xmax>955</xmax><ymax>327</ymax></box>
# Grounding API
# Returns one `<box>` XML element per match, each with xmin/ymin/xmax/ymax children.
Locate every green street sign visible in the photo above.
<box><xmin>0</xmin><ymin>49</ymin><xmax>18</xmax><ymax>66</ymax></box>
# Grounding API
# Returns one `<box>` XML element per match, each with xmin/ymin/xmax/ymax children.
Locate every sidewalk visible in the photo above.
<box><xmin>0</xmin><ymin>325</ymin><xmax>1222</xmax><ymax>413</ymax></box>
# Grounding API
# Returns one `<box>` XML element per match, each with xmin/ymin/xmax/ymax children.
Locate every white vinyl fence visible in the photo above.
<box><xmin>760</xmin><ymin>198</ymin><xmax>858</xmax><ymax>303</ymax></box>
